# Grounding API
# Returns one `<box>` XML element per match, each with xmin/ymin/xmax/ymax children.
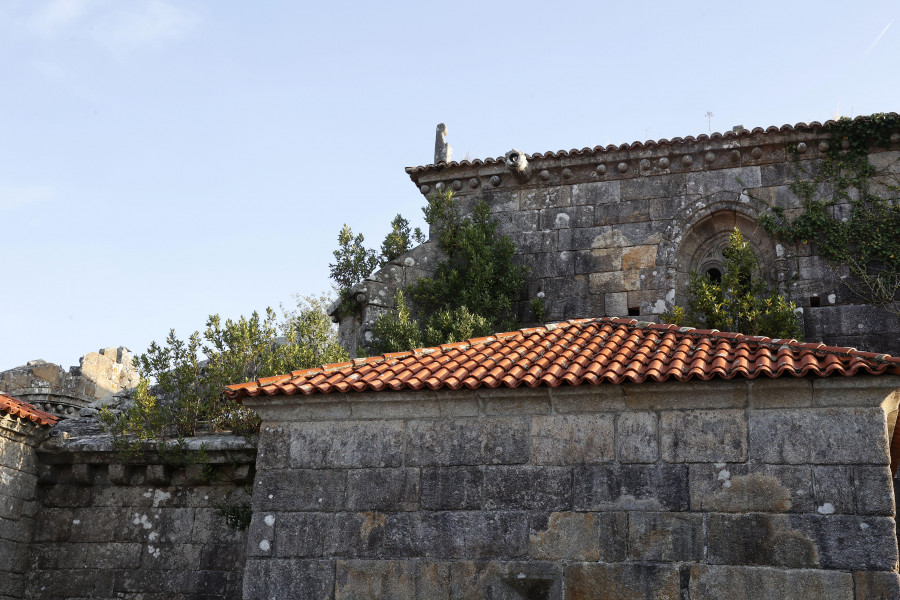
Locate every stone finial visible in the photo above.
<box><xmin>505</xmin><ymin>149</ymin><xmax>531</xmax><ymax>181</ymax></box>
<box><xmin>434</xmin><ymin>123</ymin><xmax>452</xmax><ymax>164</ymax></box>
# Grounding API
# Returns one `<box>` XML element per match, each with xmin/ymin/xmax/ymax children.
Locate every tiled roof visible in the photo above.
<box><xmin>226</xmin><ymin>318</ymin><xmax>900</xmax><ymax>400</ymax></box>
<box><xmin>0</xmin><ymin>392</ymin><xmax>59</xmax><ymax>426</ymax></box>
<box><xmin>405</xmin><ymin>113</ymin><xmax>900</xmax><ymax>175</ymax></box>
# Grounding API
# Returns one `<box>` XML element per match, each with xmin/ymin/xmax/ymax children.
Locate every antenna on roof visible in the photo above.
<box><xmin>434</xmin><ymin>123</ymin><xmax>452</xmax><ymax>165</ymax></box>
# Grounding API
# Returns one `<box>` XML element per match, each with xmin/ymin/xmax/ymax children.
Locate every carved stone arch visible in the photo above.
<box><xmin>656</xmin><ymin>192</ymin><xmax>787</xmax><ymax>311</ymax></box>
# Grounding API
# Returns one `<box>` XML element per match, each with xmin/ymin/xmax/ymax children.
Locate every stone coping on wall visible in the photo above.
<box><xmin>405</xmin><ymin>115</ymin><xmax>900</xmax><ymax>195</ymax></box>
<box><xmin>242</xmin><ymin>375</ymin><xmax>900</xmax><ymax>422</ymax></box>
<box><xmin>36</xmin><ymin>431</ymin><xmax>257</xmax><ymax>465</ymax></box>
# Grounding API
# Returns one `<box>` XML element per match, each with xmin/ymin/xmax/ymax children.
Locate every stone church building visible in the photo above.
<box><xmin>333</xmin><ymin>118</ymin><xmax>900</xmax><ymax>356</ymax></box>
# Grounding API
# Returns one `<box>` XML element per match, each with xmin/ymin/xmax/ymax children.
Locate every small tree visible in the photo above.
<box><xmin>380</xmin><ymin>214</ymin><xmax>425</xmax><ymax>264</ymax></box>
<box><xmin>100</xmin><ymin>296</ymin><xmax>348</xmax><ymax>457</ymax></box>
<box><xmin>665</xmin><ymin>228</ymin><xmax>802</xmax><ymax>339</ymax></box>
<box><xmin>371</xmin><ymin>191</ymin><xmax>528</xmax><ymax>353</ymax></box>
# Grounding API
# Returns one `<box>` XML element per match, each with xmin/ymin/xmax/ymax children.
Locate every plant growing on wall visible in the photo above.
<box><xmin>757</xmin><ymin>113</ymin><xmax>900</xmax><ymax>315</ymax></box>
<box><xmin>100</xmin><ymin>296</ymin><xmax>348</xmax><ymax>459</ymax></box>
<box><xmin>664</xmin><ymin>228</ymin><xmax>802</xmax><ymax>339</ymax></box>
<box><xmin>329</xmin><ymin>217</ymin><xmax>424</xmax><ymax>317</ymax></box>
<box><xmin>371</xmin><ymin>190</ymin><xmax>528</xmax><ymax>353</ymax></box>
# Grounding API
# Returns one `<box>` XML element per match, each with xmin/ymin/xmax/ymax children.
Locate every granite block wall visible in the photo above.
<box><xmin>242</xmin><ymin>375</ymin><xmax>900</xmax><ymax>600</ymax></box>
<box><xmin>0</xmin><ymin>416</ymin><xmax>49</xmax><ymax>600</ymax></box>
<box><xmin>26</xmin><ymin>438</ymin><xmax>255</xmax><ymax>600</ymax></box>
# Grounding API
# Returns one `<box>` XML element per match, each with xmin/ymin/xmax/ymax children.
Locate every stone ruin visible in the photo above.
<box><xmin>0</xmin><ymin>346</ymin><xmax>140</xmax><ymax>419</ymax></box>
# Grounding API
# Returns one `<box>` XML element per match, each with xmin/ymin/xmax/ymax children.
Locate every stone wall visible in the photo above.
<box><xmin>241</xmin><ymin>375</ymin><xmax>900</xmax><ymax>599</ymax></box>
<box><xmin>337</xmin><ymin>126</ymin><xmax>900</xmax><ymax>355</ymax></box>
<box><xmin>27</xmin><ymin>435</ymin><xmax>255</xmax><ymax>600</ymax></box>
<box><xmin>0</xmin><ymin>415</ymin><xmax>51</xmax><ymax>600</ymax></box>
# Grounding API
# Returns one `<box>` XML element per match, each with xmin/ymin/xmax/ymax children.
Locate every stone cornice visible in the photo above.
<box><xmin>406</xmin><ymin>116</ymin><xmax>900</xmax><ymax>195</ymax></box>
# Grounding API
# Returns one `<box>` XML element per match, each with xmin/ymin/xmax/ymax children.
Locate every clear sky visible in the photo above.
<box><xmin>1</xmin><ymin>0</ymin><xmax>898</xmax><ymax>370</ymax></box>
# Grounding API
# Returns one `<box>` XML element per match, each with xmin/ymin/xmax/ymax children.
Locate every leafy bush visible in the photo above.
<box><xmin>100</xmin><ymin>296</ymin><xmax>348</xmax><ymax>458</ymax></box>
<box><xmin>664</xmin><ymin>229</ymin><xmax>802</xmax><ymax>339</ymax></box>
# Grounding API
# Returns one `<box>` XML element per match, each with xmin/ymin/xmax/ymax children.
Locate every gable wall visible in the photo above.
<box><xmin>241</xmin><ymin>376</ymin><xmax>900</xmax><ymax>599</ymax></box>
<box><xmin>341</xmin><ymin>132</ymin><xmax>900</xmax><ymax>355</ymax></box>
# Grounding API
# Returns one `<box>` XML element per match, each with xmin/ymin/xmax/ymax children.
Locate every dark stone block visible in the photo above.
<box><xmin>573</xmin><ymin>464</ymin><xmax>689</xmax><ymax>511</ymax></box>
<box><xmin>242</xmin><ymin>558</ymin><xmax>334</xmax><ymax>600</ymax></box>
<box><xmin>345</xmin><ymin>468</ymin><xmax>420</xmax><ymax>511</ymax></box>
<box><xmin>421</xmin><ymin>467</ymin><xmax>483</xmax><ymax>510</ymax></box>
<box><xmin>252</xmin><ymin>469</ymin><xmax>345</xmax><ymax>511</ymax></box>
<box><xmin>406</xmin><ymin>418</ymin><xmax>529</xmax><ymax>466</ymax></box>
<box><xmin>483</xmin><ymin>466</ymin><xmax>573</xmax><ymax>511</ymax></box>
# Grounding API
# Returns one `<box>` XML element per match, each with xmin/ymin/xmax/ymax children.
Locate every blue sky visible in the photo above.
<box><xmin>1</xmin><ymin>0</ymin><xmax>898</xmax><ymax>370</ymax></box>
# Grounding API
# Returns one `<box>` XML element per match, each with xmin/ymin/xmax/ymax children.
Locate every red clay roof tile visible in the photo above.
<box><xmin>225</xmin><ymin>318</ymin><xmax>900</xmax><ymax>401</ymax></box>
<box><xmin>0</xmin><ymin>393</ymin><xmax>59</xmax><ymax>427</ymax></box>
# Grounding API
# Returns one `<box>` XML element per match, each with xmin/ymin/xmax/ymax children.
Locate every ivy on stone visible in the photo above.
<box><xmin>758</xmin><ymin>113</ymin><xmax>900</xmax><ymax>314</ymax></box>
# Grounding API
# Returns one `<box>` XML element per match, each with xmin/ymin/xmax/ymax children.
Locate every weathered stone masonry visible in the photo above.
<box><xmin>23</xmin><ymin>435</ymin><xmax>255</xmax><ymax>600</ymax></box>
<box><xmin>241</xmin><ymin>375</ymin><xmax>900</xmax><ymax>599</ymax></box>
<box><xmin>337</xmin><ymin>121</ymin><xmax>900</xmax><ymax>355</ymax></box>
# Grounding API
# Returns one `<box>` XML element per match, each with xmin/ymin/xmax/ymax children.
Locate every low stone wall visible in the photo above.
<box><xmin>0</xmin><ymin>415</ymin><xmax>50</xmax><ymax>600</ymax></box>
<box><xmin>27</xmin><ymin>435</ymin><xmax>256</xmax><ymax>600</ymax></box>
<box><xmin>242</xmin><ymin>376</ymin><xmax>900</xmax><ymax>599</ymax></box>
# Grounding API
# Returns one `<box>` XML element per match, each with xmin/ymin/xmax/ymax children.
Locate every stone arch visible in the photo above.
<box><xmin>657</xmin><ymin>192</ymin><xmax>788</xmax><ymax>310</ymax></box>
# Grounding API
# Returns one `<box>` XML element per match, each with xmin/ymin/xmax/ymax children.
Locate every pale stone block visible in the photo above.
<box><xmin>689</xmin><ymin>464</ymin><xmax>813</xmax><ymax>513</ymax></box>
<box><xmin>616</xmin><ymin>411</ymin><xmax>658</xmax><ymax>463</ymax></box>
<box><xmin>565</xmin><ymin>563</ymin><xmax>681</xmax><ymax>600</ymax></box>
<box><xmin>660</xmin><ymin>409</ymin><xmax>747</xmax><ymax>463</ymax></box>
<box><xmin>531</xmin><ymin>414</ymin><xmax>614</xmax><ymax>464</ymax></box>
<box><xmin>605</xmin><ymin>292</ymin><xmax>627</xmax><ymax>316</ymax></box>
<box><xmin>450</xmin><ymin>561</ymin><xmax>563</xmax><ymax>600</ymax></box>
<box><xmin>550</xmin><ymin>386</ymin><xmax>625</xmax><ymax>413</ymax></box>
<box><xmin>812</xmin><ymin>376</ymin><xmax>900</xmax><ymax>407</ymax></box>
<box><xmin>530</xmin><ymin>511</ymin><xmax>625</xmax><ymax>562</ymax></box>
<box><xmin>749</xmin><ymin>408</ymin><xmax>889</xmax><ymax>465</ymax></box>
<box><xmin>624</xmin><ymin>380</ymin><xmax>747</xmax><ymax>410</ymax></box>
<box><xmin>749</xmin><ymin>378</ymin><xmax>813</xmax><ymax>408</ymax></box>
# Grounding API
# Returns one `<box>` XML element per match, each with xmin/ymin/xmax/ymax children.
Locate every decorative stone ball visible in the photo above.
<box><xmin>704</xmin><ymin>151</ymin><xmax>716</xmax><ymax>163</ymax></box>
<box><xmin>682</xmin><ymin>155</ymin><xmax>693</xmax><ymax>167</ymax></box>
<box><xmin>540</xmin><ymin>169</ymin><xmax>551</xmax><ymax>181</ymax></box>
<box><xmin>490</xmin><ymin>175</ymin><xmax>501</xmax><ymax>187</ymax></box>
<box><xmin>658</xmin><ymin>157</ymin><xmax>670</xmax><ymax>169</ymax></box>
<box><xmin>435</xmin><ymin>182</ymin><xmax>444</xmax><ymax>190</ymax></box>
<box><xmin>639</xmin><ymin>159</ymin><xmax>651</xmax><ymax>171</ymax></box>
<box><xmin>796</xmin><ymin>142</ymin><xmax>808</xmax><ymax>154</ymax></box>
<box><xmin>751</xmin><ymin>147</ymin><xmax>763</xmax><ymax>159</ymax></box>
<box><xmin>469</xmin><ymin>177</ymin><xmax>480</xmax><ymax>188</ymax></box>
<box><xmin>561</xmin><ymin>168</ymin><xmax>573</xmax><ymax>179</ymax></box>
<box><xmin>420</xmin><ymin>185</ymin><xmax>431</xmax><ymax>194</ymax></box>
<box><xmin>818</xmin><ymin>141</ymin><xmax>829</xmax><ymax>152</ymax></box>
<box><xmin>730</xmin><ymin>149</ymin><xmax>741</xmax><ymax>162</ymax></box>
<box><xmin>451</xmin><ymin>179</ymin><xmax>462</xmax><ymax>191</ymax></box>
<box><xmin>841</xmin><ymin>139</ymin><xmax>851</xmax><ymax>150</ymax></box>
<box><xmin>617</xmin><ymin>162</ymin><xmax>628</xmax><ymax>173</ymax></box>
<box><xmin>596</xmin><ymin>164</ymin><xmax>607</xmax><ymax>175</ymax></box>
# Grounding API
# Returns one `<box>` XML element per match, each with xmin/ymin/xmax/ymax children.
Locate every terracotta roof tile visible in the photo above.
<box><xmin>225</xmin><ymin>318</ymin><xmax>900</xmax><ymax>400</ymax></box>
<box><xmin>0</xmin><ymin>393</ymin><xmax>59</xmax><ymax>427</ymax></box>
